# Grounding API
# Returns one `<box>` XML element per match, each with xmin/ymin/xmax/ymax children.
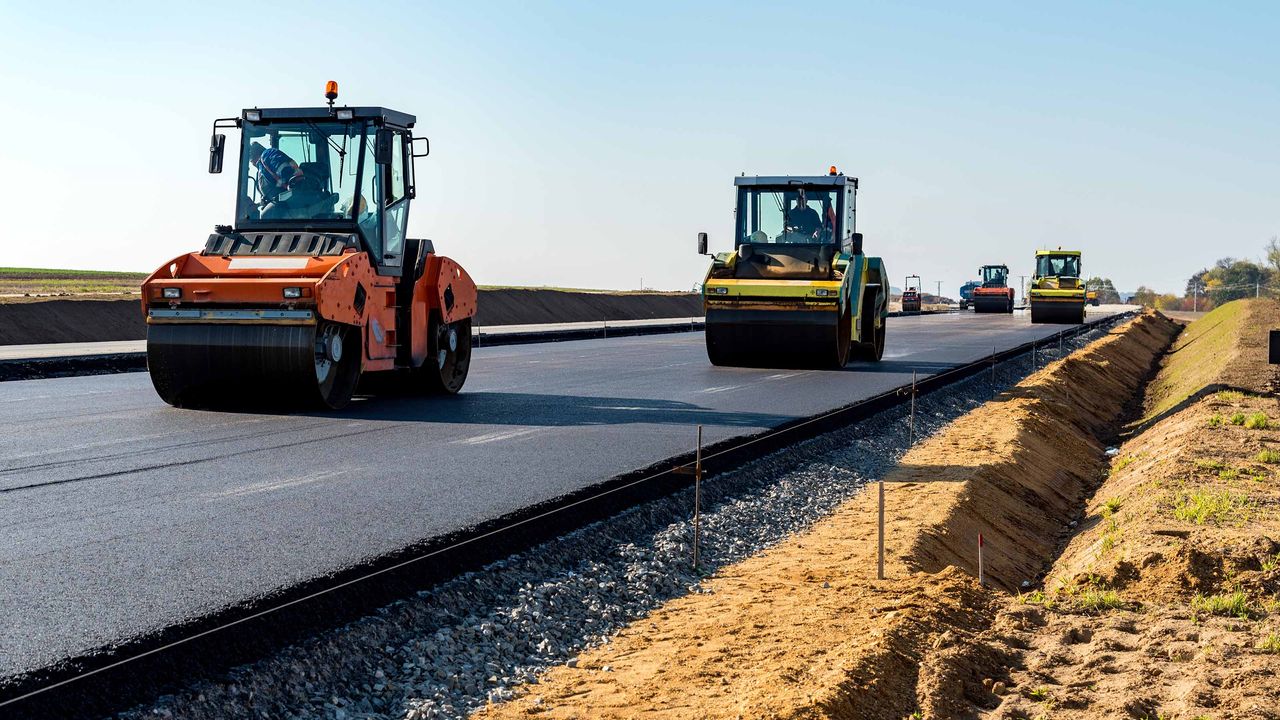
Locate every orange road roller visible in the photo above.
<box><xmin>142</xmin><ymin>83</ymin><xmax>476</xmax><ymax>409</ymax></box>
<box><xmin>972</xmin><ymin>264</ymin><xmax>1015</xmax><ymax>313</ymax></box>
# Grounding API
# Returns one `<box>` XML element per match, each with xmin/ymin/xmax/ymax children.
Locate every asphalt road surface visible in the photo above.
<box><xmin>0</xmin><ymin>307</ymin><xmax>1123</xmax><ymax>680</ymax></box>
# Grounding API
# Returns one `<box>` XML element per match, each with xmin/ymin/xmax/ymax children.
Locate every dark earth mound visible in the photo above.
<box><xmin>0</xmin><ymin>291</ymin><xmax>703</xmax><ymax>345</ymax></box>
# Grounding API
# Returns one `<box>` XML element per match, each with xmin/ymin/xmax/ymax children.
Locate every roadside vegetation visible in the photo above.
<box><xmin>0</xmin><ymin>267</ymin><xmax>147</xmax><ymax>295</ymax></box>
<box><xmin>1131</xmin><ymin>237</ymin><xmax>1280</xmax><ymax>312</ymax></box>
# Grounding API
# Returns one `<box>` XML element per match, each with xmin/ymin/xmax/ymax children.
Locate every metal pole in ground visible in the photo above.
<box><xmin>1032</xmin><ymin>342</ymin><xmax>1036</xmax><ymax>370</ymax></box>
<box><xmin>991</xmin><ymin>346</ymin><xmax>996</xmax><ymax>386</ymax></box>
<box><xmin>978</xmin><ymin>533</ymin><xmax>985</xmax><ymax>586</ymax></box>
<box><xmin>693</xmin><ymin>425</ymin><xmax>702</xmax><ymax>572</ymax></box>
<box><xmin>909</xmin><ymin>370</ymin><xmax>917</xmax><ymax>444</ymax></box>
<box><xmin>877</xmin><ymin>479</ymin><xmax>885</xmax><ymax>580</ymax></box>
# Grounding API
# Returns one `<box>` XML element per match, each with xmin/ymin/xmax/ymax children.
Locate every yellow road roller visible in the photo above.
<box><xmin>697</xmin><ymin>169</ymin><xmax>888</xmax><ymax>368</ymax></box>
<box><xmin>1029</xmin><ymin>249</ymin><xmax>1086</xmax><ymax>324</ymax></box>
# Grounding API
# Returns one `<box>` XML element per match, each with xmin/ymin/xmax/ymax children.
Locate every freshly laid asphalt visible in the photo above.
<box><xmin>0</xmin><ymin>308</ymin><xmax>1122</xmax><ymax>680</ymax></box>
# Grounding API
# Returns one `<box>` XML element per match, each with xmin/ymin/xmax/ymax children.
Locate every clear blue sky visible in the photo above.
<box><xmin>1</xmin><ymin>1</ymin><xmax>1276</xmax><ymax>295</ymax></box>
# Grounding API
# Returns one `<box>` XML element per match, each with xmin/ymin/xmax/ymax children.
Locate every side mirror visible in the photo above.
<box><xmin>208</xmin><ymin>133</ymin><xmax>226</xmax><ymax>174</ymax></box>
<box><xmin>697</xmin><ymin>232</ymin><xmax>708</xmax><ymax>255</ymax></box>
<box><xmin>850</xmin><ymin>232</ymin><xmax>864</xmax><ymax>256</ymax></box>
<box><xmin>375</xmin><ymin>129</ymin><xmax>393</xmax><ymax>165</ymax></box>
<box><xmin>411</xmin><ymin>136</ymin><xmax>430</xmax><ymax>157</ymax></box>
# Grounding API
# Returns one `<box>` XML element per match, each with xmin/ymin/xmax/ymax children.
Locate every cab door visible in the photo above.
<box><xmin>382</xmin><ymin>130</ymin><xmax>410</xmax><ymax>270</ymax></box>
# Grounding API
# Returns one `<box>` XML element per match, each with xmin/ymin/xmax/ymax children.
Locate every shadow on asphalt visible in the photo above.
<box><xmin>322</xmin><ymin>391</ymin><xmax>798</xmax><ymax>428</ymax></box>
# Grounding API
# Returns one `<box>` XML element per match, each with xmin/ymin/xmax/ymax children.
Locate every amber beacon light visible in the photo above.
<box><xmin>324</xmin><ymin>80</ymin><xmax>339</xmax><ymax>106</ymax></box>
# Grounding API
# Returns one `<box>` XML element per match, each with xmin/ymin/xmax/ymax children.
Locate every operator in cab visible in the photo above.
<box><xmin>785</xmin><ymin>189</ymin><xmax>823</xmax><ymax>240</ymax></box>
<box><xmin>249</xmin><ymin>141</ymin><xmax>305</xmax><ymax>204</ymax></box>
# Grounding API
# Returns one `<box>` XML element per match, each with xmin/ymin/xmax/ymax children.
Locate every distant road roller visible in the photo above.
<box><xmin>141</xmin><ymin>83</ymin><xmax>476</xmax><ymax>409</ymax></box>
<box><xmin>901</xmin><ymin>275</ymin><xmax>922</xmax><ymax>313</ymax></box>
<box><xmin>697</xmin><ymin>169</ymin><xmax>888</xmax><ymax>368</ymax></box>
<box><xmin>972</xmin><ymin>264</ymin><xmax>1015</xmax><ymax>313</ymax></box>
<box><xmin>1029</xmin><ymin>249</ymin><xmax>1086</xmax><ymax>324</ymax></box>
<box><xmin>958</xmin><ymin>280</ymin><xmax>980</xmax><ymax>310</ymax></box>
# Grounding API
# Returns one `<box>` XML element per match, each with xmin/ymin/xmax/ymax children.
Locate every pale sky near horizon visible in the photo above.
<box><xmin>1</xmin><ymin>1</ymin><xmax>1276</xmax><ymax>296</ymax></box>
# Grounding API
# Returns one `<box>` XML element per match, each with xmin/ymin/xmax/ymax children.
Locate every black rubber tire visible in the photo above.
<box><xmin>851</xmin><ymin>288</ymin><xmax>886</xmax><ymax>362</ymax></box>
<box><xmin>415</xmin><ymin>316</ymin><xmax>472</xmax><ymax>394</ymax></box>
<box><xmin>828</xmin><ymin>303</ymin><xmax>852</xmax><ymax>369</ymax></box>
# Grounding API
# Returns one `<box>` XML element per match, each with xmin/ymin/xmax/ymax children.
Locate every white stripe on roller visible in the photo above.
<box><xmin>227</xmin><ymin>257</ymin><xmax>311</xmax><ymax>269</ymax></box>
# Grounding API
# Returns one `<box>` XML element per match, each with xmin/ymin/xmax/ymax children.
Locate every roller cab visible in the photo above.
<box><xmin>972</xmin><ymin>264</ymin><xmax>1014</xmax><ymax>313</ymax></box>
<box><xmin>697</xmin><ymin>170</ymin><xmax>887</xmax><ymax>368</ymax></box>
<box><xmin>1028</xmin><ymin>249</ymin><xmax>1086</xmax><ymax>324</ymax></box>
<box><xmin>901</xmin><ymin>275</ymin><xmax>922</xmax><ymax>313</ymax></box>
<box><xmin>142</xmin><ymin>85</ymin><xmax>477</xmax><ymax>409</ymax></box>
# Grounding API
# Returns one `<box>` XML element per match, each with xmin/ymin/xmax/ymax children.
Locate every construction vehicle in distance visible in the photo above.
<box><xmin>1086</xmin><ymin>287</ymin><xmax>1101</xmax><ymax>306</ymax></box>
<box><xmin>972</xmin><ymin>264</ymin><xmax>1015</xmax><ymax>313</ymax></box>
<box><xmin>698</xmin><ymin>168</ymin><xmax>888</xmax><ymax>368</ymax></box>
<box><xmin>901</xmin><ymin>275</ymin><xmax>922</xmax><ymax>313</ymax></box>
<box><xmin>958</xmin><ymin>280</ymin><xmax>980</xmax><ymax>310</ymax></box>
<box><xmin>1028</xmin><ymin>249</ymin><xmax>1086</xmax><ymax>324</ymax></box>
<box><xmin>141</xmin><ymin>82</ymin><xmax>476</xmax><ymax>409</ymax></box>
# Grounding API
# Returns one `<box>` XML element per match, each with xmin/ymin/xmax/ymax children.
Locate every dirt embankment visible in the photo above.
<box><xmin>0</xmin><ymin>290</ymin><xmax>703</xmax><ymax>345</ymax></box>
<box><xmin>982</xmin><ymin>299</ymin><xmax>1280</xmax><ymax>719</ymax></box>
<box><xmin>473</xmin><ymin>311</ymin><xmax>1179</xmax><ymax>720</ymax></box>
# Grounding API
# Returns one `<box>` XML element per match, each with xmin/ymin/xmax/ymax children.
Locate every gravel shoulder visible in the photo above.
<box><xmin>473</xmin><ymin>312</ymin><xmax>1178</xmax><ymax>719</ymax></box>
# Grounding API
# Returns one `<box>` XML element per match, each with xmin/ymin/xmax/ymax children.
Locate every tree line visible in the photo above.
<box><xmin>1132</xmin><ymin>237</ymin><xmax>1280</xmax><ymax>311</ymax></box>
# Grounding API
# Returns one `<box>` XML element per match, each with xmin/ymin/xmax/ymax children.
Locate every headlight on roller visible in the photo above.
<box><xmin>283</xmin><ymin>287</ymin><xmax>303</xmax><ymax>299</ymax></box>
<box><xmin>162</xmin><ymin>287</ymin><xmax>181</xmax><ymax>299</ymax></box>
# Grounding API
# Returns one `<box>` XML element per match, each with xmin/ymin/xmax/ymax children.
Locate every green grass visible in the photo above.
<box><xmin>1191</xmin><ymin>590</ymin><xmax>1251</xmax><ymax>619</ymax></box>
<box><xmin>1230</xmin><ymin>413</ymin><xmax>1247</xmax><ymax>426</ymax></box>
<box><xmin>1217</xmin><ymin>390</ymin><xmax>1245</xmax><ymax>402</ymax></box>
<box><xmin>1245</xmin><ymin>412</ymin><xmax>1270</xmax><ymax>430</ymax></box>
<box><xmin>1257</xmin><ymin>449</ymin><xmax>1280</xmax><ymax>464</ymax></box>
<box><xmin>1077</xmin><ymin>587</ymin><xmax>1125</xmax><ymax>611</ymax></box>
<box><xmin>1208</xmin><ymin>413</ymin><xmax>1224</xmax><ymax>427</ymax></box>
<box><xmin>1195</xmin><ymin>458</ymin><xmax>1228</xmax><ymax>472</ymax></box>
<box><xmin>1143</xmin><ymin>301</ymin><xmax>1246</xmax><ymax>423</ymax></box>
<box><xmin>1260</xmin><ymin>633</ymin><xmax>1280</xmax><ymax>653</ymax></box>
<box><xmin>1262</xmin><ymin>554</ymin><xmax>1280</xmax><ymax>572</ymax></box>
<box><xmin>1173</xmin><ymin>489</ymin><xmax>1252</xmax><ymax>525</ymax></box>
<box><xmin>0</xmin><ymin>266</ymin><xmax>147</xmax><ymax>295</ymax></box>
<box><xmin>1218</xmin><ymin>468</ymin><xmax>1240</xmax><ymax>481</ymax></box>
<box><xmin>1113</xmin><ymin>455</ymin><xmax>1137</xmax><ymax>473</ymax></box>
<box><xmin>1102</xmin><ymin>497</ymin><xmax>1123</xmax><ymax>514</ymax></box>
<box><xmin>1019</xmin><ymin>590</ymin><xmax>1053</xmax><ymax>608</ymax></box>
